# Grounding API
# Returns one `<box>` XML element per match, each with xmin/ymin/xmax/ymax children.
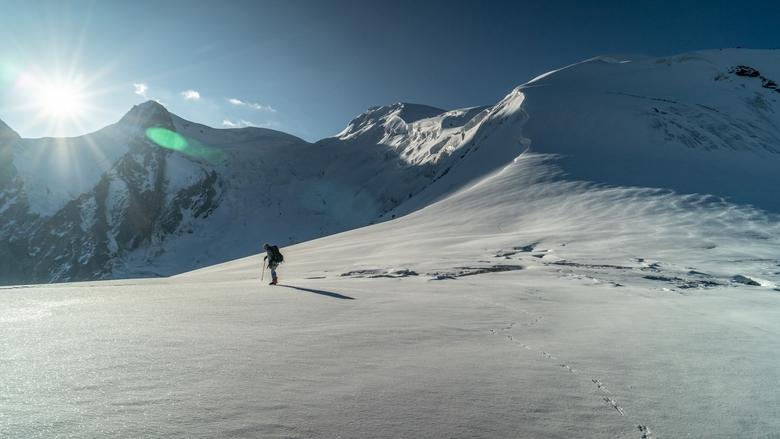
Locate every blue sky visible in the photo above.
<box><xmin>1</xmin><ymin>0</ymin><xmax>779</xmax><ymax>141</ymax></box>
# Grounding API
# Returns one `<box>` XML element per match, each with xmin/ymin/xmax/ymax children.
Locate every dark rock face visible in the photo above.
<box><xmin>162</xmin><ymin>170</ymin><xmax>220</xmax><ymax>235</ymax></box>
<box><xmin>731</xmin><ymin>65</ymin><xmax>761</xmax><ymax>77</ymax></box>
<box><xmin>730</xmin><ymin>65</ymin><xmax>780</xmax><ymax>92</ymax></box>
<box><xmin>0</xmin><ymin>142</ymin><xmax>223</xmax><ymax>284</ymax></box>
<box><xmin>1</xmin><ymin>99</ymin><xmax>450</xmax><ymax>286</ymax></box>
<box><xmin>732</xmin><ymin>274</ymin><xmax>761</xmax><ymax>286</ymax></box>
<box><xmin>0</xmin><ymin>103</ymin><xmax>225</xmax><ymax>285</ymax></box>
<box><xmin>0</xmin><ymin>124</ymin><xmax>34</xmax><ymax>285</ymax></box>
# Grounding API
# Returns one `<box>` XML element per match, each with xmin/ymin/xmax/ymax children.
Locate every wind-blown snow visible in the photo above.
<box><xmin>3</xmin><ymin>150</ymin><xmax>779</xmax><ymax>437</ymax></box>
<box><xmin>516</xmin><ymin>49</ymin><xmax>780</xmax><ymax>211</ymax></box>
<box><xmin>2</xmin><ymin>49</ymin><xmax>780</xmax><ymax>437</ymax></box>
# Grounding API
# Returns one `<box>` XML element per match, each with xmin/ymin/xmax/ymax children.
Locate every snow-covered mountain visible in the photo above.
<box><xmin>0</xmin><ymin>100</ymin><xmax>461</xmax><ymax>285</ymax></box>
<box><xmin>4</xmin><ymin>49</ymin><xmax>780</xmax><ymax>438</ymax></box>
<box><xmin>1</xmin><ymin>48</ymin><xmax>779</xmax><ymax>286</ymax></box>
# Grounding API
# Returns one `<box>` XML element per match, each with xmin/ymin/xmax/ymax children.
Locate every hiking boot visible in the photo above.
<box><xmin>269</xmin><ymin>279</ymin><xmax>278</xmax><ymax>285</ymax></box>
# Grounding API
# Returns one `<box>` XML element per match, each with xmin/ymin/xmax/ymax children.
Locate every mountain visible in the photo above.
<box><xmin>1</xmin><ymin>48</ymin><xmax>780</xmax><ymax>286</ymax></box>
<box><xmin>4</xmin><ymin>49</ymin><xmax>780</xmax><ymax>439</ymax></box>
<box><xmin>0</xmin><ymin>101</ymin><xmax>460</xmax><ymax>284</ymax></box>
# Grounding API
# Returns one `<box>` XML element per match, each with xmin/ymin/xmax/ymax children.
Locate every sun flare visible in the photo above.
<box><xmin>33</xmin><ymin>80</ymin><xmax>87</xmax><ymax>120</ymax></box>
<box><xmin>10</xmin><ymin>68</ymin><xmax>99</xmax><ymax>135</ymax></box>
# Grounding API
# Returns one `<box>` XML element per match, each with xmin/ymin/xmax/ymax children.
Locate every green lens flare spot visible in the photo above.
<box><xmin>145</xmin><ymin>127</ymin><xmax>188</xmax><ymax>150</ymax></box>
<box><xmin>145</xmin><ymin>126</ymin><xmax>226</xmax><ymax>164</ymax></box>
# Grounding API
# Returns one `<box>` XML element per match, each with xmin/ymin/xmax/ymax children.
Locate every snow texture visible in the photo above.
<box><xmin>2</xmin><ymin>49</ymin><xmax>780</xmax><ymax>437</ymax></box>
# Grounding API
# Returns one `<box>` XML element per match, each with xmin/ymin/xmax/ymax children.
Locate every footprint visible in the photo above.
<box><xmin>560</xmin><ymin>363</ymin><xmax>576</xmax><ymax>373</ymax></box>
<box><xmin>591</xmin><ymin>379</ymin><xmax>612</xmax><ymax>394</ymax></box>
<box><xmin>603</xmin><ymin>397</ymin><xmax>625</xmax><ymax>415</ymax></box>
<box><xmin>637</xmin><ymin>424</ymin><xmax>653</xmax><ymax>438</ymax></box>
<box><xmin>592</xmin><ymin>379</ymin><xmax>625</xmax><ymax>415</ymax></box>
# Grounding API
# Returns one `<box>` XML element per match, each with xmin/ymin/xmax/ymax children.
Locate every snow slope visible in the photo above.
<box><xmin>3</xmin><ymin>150</ymin><xmax>779</xmax><ymax>437</ymax></box>
<box><xmin>3</xmin><ymin>49</ymin><xmax>780</xmax><ymax>285</ymax></box>
<box><xmin>516</xmin><ymin>50</ymin><xmax>780</xmax><ymax>211</ymax></box>
<box><xmin>3</xmin><ymin>49</ymin><xmax>780</xmax><ymax>435</ymax></box>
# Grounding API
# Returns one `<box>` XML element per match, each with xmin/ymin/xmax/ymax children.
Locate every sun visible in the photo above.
<box><xmin>11</xmin><ymin>69</ymin><xmax>98</xmax><ymax>135</ymax></box>
<box><xmin>33</xmin><ymin>80</ymin><xmax>87</xmax><ymax>120</ymax></box>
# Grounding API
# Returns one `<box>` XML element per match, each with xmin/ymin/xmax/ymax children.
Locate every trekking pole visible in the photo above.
<box><xmin>261</xmin><ymin>260</ymin><xmax>266</xmax><ymax>281</ymax></box>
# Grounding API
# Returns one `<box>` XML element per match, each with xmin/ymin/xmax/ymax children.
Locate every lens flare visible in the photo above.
<box><xmin>145</xmin><ymin>127</ymin><xmax>226</xmax><ymax>164</ymax></box>
<box><xmin>145</xmin><ymin>127</ymin><xmax>188</xmax><ymax>151</ymax></box>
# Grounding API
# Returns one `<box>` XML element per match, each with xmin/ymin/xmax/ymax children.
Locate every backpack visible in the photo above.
<box><xmin>269</xmin><ymin>245</ymin><xmax>284</xmax><ymax>263</ymax></box>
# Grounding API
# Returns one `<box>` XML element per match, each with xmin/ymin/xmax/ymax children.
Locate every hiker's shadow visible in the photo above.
<box><xmin>278</xmin><ymin>285</ymin><xmax>355</xmax><ymax>300</ymax></box>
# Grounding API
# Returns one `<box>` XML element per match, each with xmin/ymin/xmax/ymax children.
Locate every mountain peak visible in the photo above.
<box><xmin>336</xmin><ymin>102</ymin><xmax>446</xmax><ymax>141</ymax></box>
<box><xmin>0</xmin><ymin>118</ymin><xmax>21</xmax><ymax>142</ymax></box>
<box><xmin>363</xmin><ymin>102</ymin><xmax>446</xmax><ymax>124</ymax></box>
<box><xmin>118</xmin><ymin>100</ymin><xmax>174</xmax><ymax>130</ymax></box>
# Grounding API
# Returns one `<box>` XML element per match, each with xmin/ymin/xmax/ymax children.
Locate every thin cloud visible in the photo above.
<box><xmin>228</xmin><ymin>97</ymin><xmax>276</xmax><ymax>112</ymax></box>
<box><xmin>181</xmin><ymin>89</ymin><xmax>201</xmax><ymax>100</ymax></box>
<box><xmin>222</xmin><ymin>119</ymin><xmax>255</xmax><ymax>128</ymax></box>
<box><xmin>133</xmin><ymin>83</ymin><xmax>149</xmax><ymax>99</ymax></box>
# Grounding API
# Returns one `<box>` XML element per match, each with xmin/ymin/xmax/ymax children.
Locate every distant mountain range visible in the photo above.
<box><xmin>1</xmin><ymin>48</ymin><xmax>779</xmax><ymax>285</ymax></box>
